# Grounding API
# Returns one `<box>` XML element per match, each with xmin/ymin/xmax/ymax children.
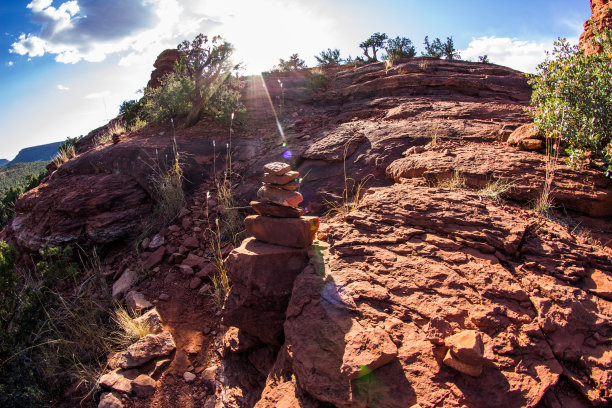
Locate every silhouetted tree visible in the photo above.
<box><xmin>478</xmin><ymin>55</ymin><xmax>490</xmax><ymax>63</ymax></box>
<box><xmin>360</xmin><ymin>32</ymin><xmax>388</xmax><ymax>62</ymax></box>
<box><xmin>178</xmin><ymin>34</ymin><xmax>238</xmax><ymax>127</ymax></box>
<box><xmin>315</xmin><ymin>48</ymin><xmax>343</xmax><ymax>65</ymax></box>
<box><xmin>274</xmin><ymin>54</ymin><xmax>307</xmax><ymax>71</ymax></box>
<box><xmin>385</xmin><ymin>36</ymin><xmax>416</xmax><ymax>60</ymax></box>
<box><xmin>423</xmin><ymin>36</ymin><xmax>461</xmax><ymax>60</ymax></box>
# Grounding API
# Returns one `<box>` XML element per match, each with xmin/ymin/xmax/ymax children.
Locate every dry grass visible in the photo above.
<box><xmin>535</xmin><ymin>135</ymin><xmax>561</xmax><ymax>218</ymax></box>
<box><xmin>206</xmin><ymin>218</ymin><xmax>231</xmax><ymax>309</ymax></box>
<box><xmin>52</xmin><ymin>144</ymin><xmax>76</xmax><ymax>167</ymax></box>
<box><xmin>145</xmin><ymin>138</ymin><xmax>185</xmax><ymax>235</ymax></box>
<box><xmin>478</xmin><ymin>179</ymin><xmax>512</xmax><ymax>201</ymax></box>
<box><xmin>95</xmin><ymin>121</ymin><xmax>126</xmax><ymax>146</ymax></box>
<box><xmin>437</xmin><ymin>170</ymin><xmax>465</xmax><ymax>189</ymax></box>
<box><xmin>110</xmin><ymin>307</ymin><xmax>152</xmax><ymax>349</ymax></box>
<box><xmin>325</xmin><ymin>135</ymin><xmax>373</xmax><ymax>219</ymax></box>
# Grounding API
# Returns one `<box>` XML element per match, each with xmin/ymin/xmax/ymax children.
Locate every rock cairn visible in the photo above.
<box><xmin>245</xmin><ymin>162</ymin><xmax>319</xmax><ymax>248</ymax></box>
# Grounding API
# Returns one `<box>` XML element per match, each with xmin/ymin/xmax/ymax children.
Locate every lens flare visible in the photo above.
<box><xmin>283</xmin><ymin>150</ymin><xmax>292</xmax><ymax>159</ymax></box>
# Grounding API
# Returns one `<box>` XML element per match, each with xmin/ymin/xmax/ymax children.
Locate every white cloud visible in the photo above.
<box><xmin>6</xmin><ymin>61</ymin><xmax>14</xmax><ymax>66</ymax></box>
<box><xmin>460</xmin><ymin>36</ymin><xmax>554</xmax><ymax>73</ymax></box>
<box><xmin>57</xmin><ymin>84</ymin><xmax>70</xmax><ymax>90</ymax></box>
<box><xmin>85</xmin><ymin>90</ymin><xmax>110</xmax><ymax>99</ymax></box>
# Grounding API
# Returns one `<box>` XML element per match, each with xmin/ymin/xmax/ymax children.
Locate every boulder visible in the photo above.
<box><xmin>125</xmin><ymin>291</ymin><xmax>152</xmax><ymax>315</ymax></box>
<box><xmin>507</xmin><ymin>123</ymin><xmax>540</xmax><ymax>146</ymax></box>
<box><xmin>144</xmin><ymin>246</ymin><xmax>166</xmax><ymax>269</ymax></box>
<box><xmin>244</xmin><ymin>215</ymin><xmax>319</xmax><ymax>248</ymax></box>
<box><xmin>98</xmin><ymin>368</ymin><xmax>138</xmax><ymax>394</ymax></box>
<box><xmin>98</xmin><ymin>392</ymin><xmax>124</xmax><ymax>408</ymax></box>
<box><xmin>117</xmin><ymin>331</ymin><xmax>176</xmax><ymax>369</ymax></box>
<box><xmin>223</xmin><ymin>326</ymin><xmax>261</xmax><ymax>353</ymax></box>
<box><xmin>519</xmin><ymin>138</ymin><xmax>544</xmax><ymax>151</ymax></box>
<box><xmin>444</xmin><ymin>330</ymin><xmax>484</xmax><ymax>365</ymax></box>
<box><xmin>131</xmin><ymin>374</ymin><xmax>156</xmax><ymax>398</ymax></box>
<box><xmin>340</xmin><ymin>326</ymin><xmax>399</xmax><ymax>380</ymax></box>
<box><xmin>222</xmin><ymin>238</ymin><xmax>309</xmax><ymax>344</ymax></box>
<box><xmin>442</xmin><ymin>349</ymin><xmax>483</xmax><ymax>377</ymax></box>
<box><xmin>112</xmin><ymin>270</ymin><xmax>137</xmax><ymax>299</ymax></box>
<box><xmin>133</xmin><ymin>308</ymin><xmax>163</xmax><ymax>334</ymax></box>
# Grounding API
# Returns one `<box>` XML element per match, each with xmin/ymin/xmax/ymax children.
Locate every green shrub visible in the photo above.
<box><xmin>385</xmin><ymin>36</ymin><xmax>416</xmax><ymax>60</ymax></box>
<box><xmin>528</xmin><ymin>31</ymin><xmax>612</xmax><ymax>177</ymax></box>
<box><xmin>273</xmin><ymin>53</ymin><xmax>307</xmax><ymax>71</ymax></box>
<box><xmin>119</xmin><ymin>99</ymin><xmax>145</xmax><ymax>130</ymax></box>
<box><xmin>141</xmin><ymin>72</ymin><xmax>196</xmax><ymax>123</ymax></box>
<box><xmin>315</xmin><ymin>48</ymin><xmax>343</xmax><ymax>66</ymax></box>
<box><xmin>300</xmin><ymin>69</ymin><xmax>329</xmax><ymax>97</ymax></box>
<box><xmin>423</xmin><ymin>36</ymin><xmax>460</xmax><ymax>60</ymax></box>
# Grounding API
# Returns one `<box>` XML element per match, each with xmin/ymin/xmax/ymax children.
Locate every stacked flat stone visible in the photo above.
<box><xmin>245</xmin><ymin>162</ymin><xmax>319</xmax><ymax>248</ymax></box>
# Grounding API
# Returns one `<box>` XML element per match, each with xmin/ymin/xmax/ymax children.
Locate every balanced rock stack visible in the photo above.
<box><xmin>245</xmin><ymin>162</ymin><xmax>319</xmax><ymax>248</ymax></box>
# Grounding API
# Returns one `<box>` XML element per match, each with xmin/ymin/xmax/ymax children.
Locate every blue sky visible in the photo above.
<box><xmin>0</xmin><ymin>0</ymin><xmax>590</xmax><ymax>160</ymax></box>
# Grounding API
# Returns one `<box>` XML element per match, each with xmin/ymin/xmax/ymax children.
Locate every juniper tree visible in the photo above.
<box><xmin>360</xmin><ymin>32</ymin><xmax>389</xmax><ymax>62</ymax></box>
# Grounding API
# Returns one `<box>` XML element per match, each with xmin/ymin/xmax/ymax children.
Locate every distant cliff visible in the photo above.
<box><xmin>0</xmin><ymin>159</ymin><xmax>8</xmax><ymax>166</ymax></box>
<box><xmin>9</xmin><ymin>141</ymin><xmax>62</xmax><ymax>164</ymax></box>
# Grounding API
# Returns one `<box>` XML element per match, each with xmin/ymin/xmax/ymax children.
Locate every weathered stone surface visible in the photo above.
<box><xmin>112</xmin><ymin>269</ymin><xmax>137</xmax><ymax>299</ymax></box>
<box><xmin>386</xmin><ymin>141</ymin><xmax>612</xmax><ymax>217</ymax></box>
<box><xmin>147</xmin><ymin>48</ymin><xmax>180</xmax><ymax>88</ymax></box>
<box><xmin>144</xmin><ymin>246</ymin><xmax>166</xmax><ymax>269</ymax></box>
<box><xmin>580</xmin><ymin>0</ymin><xmax>612</xmax><ymax>54</ymax></box>
<box><xmin>257</xmin><ymin>186</ymin><xmax>303</xmax><ymax>207</ymax></box>
<box><xmin>282</xmin><ymin>182</ymin><xmax>583</xmax><ymax>408</ymax></box>
<box><xmin>245</xmin><ymin>215</ymin><xmax>319</xmax><ymax>248</ymax></box>
<box><xmin>148</xmin><ymin>234</ymin><xmax>165</xmax><ymax>249</ymax></box>
<box><xmin>250</xmin><ymin>201</ymin><xmax>304</xmax><ymax>218</ymax></box>
<box><xmin>182</xmin><ymin>253</ymin><xmax>206</xmax><ymax>269</ymax></box>
<box><xmin>98</xmin><ymin>369</ymin><xmax>138</xmax><ymax>394</ymax></box>
<box><xmin>302</xmin><ymin>126</ymin><xmax>367</xmax><ymax>162</ymax></box>
<box><xmin>10</xmin><ymin>174</ymin><xmax>151</xmax><ymax>251</ymax></box>
<box><xmin>274</xmin><ymin>180</ymin><xmax>300</xmax><ymax>191</ymax></box>
<box><xmin>442</xmin><ymin>349</ymin><xmax>483</xmax><ymax>377</ymax></box>
<box><xmin>98</xmin><ymin>392</ymin><xmax>124</xmax><ymax>408</ymax></box>
<box><xmin>262</xmin><ymin>171</ymin><xmax>299</xmax><ymax>185</ymax></box>
<box><xmin>222</xmin><ymin>238</ymin><xmax>309</xmax><ymax>344</ymax></box>
<box><xmin>444</xmin><ymin>330</ymin><xmax>484</xmax><ymax>365</ymax></box>
<box><xmin>223</xmin><ymin>326</ymin><xmax>261</xmax><ymax>353</ymax></box>
<box><xmin>507</xmin><ymin>123</ymin><xmax>540</xmax><ymax>146</ymax></box>
<box><xmin>183</xmin><ymin>371</ymin><xmax>196</xmax><ymax>383</ymax></box>
<box><xmin>133</xmin><ymin>308</ymin><xmax>163</xmax><ymax>334</ymax></box>
<box><xmin>131</xmin><ymin>374</ymin><xmax>156</xmax><ymax>398</ymax></box>
<box><xmin>117</xmin><ymin>331</ymin><xmax>176</xmax><ymax>369</ymax></box>
<box><xmin>125</xmin><ymin>291</ymin><xmax>152</xmax><ymax>315</ymax></box>
<box><xmin>340</xmin><ymin>325</ymin><xmax>398</xmax><ymax>379</ymax></box>
<box><xmin>519</xmin><ymin>138</ymin><xmax>544</xmax><ymax>151</ymax></box>
<box><xmin>263</xmin><ymin>162</ymin><xmax>291</xmax><ymax>175</ymax></box>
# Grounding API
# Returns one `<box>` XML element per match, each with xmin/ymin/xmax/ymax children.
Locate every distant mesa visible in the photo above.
<box><xmin>0</xmin><ymin>159</ymin><xmax>8</xmax><ymax>166</ymax></box>
<box><xmin>9</xmin><ymin>141</ymin><xmax>63</xmax><ymax>165</ymax></box>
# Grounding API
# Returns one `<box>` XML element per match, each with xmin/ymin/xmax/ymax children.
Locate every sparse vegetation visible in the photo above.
<box><xmin>0</xmin><ymin>164</ymin><xmax>47</xmax><ymax>229</ymax></box>
<box><xmin>360</xmin><ymin>32</ymin><xmax>389</xmax><ymax>62</ymax></box>
<box><xmin>479</xmin><ymin>55</ymin><xmax>490</xmax><ymax>63</ymax></box>
<box><xmin>0</xmin><ymin>243</ymin><xmax>116</xmax><ymax>406</ymax></box>
<box><xmin>147</xmin><ymin>139</ymin><xmax>186</xmax><ymax>233</ymax></box>
<box><xmin>534</xmin><ymin>134</ymin><xmax>561</xmax><ymax>218</ymax></box>
<box><xmin>385</xmin><ymin>36</ymin><xmax>416</xmax><ymax>60</ymax></box>
<box><xmin>119</xmin><ymin>99</ymin><xmax>146</xmax><ymax>131</ymax></box>
<box><xmin>273</xmin><ymin>53</ymin><xmax>307</xmax><ymax>71</ymax></box>
<box><xmin>325</xmin><ymin>136</ymin><xmax>373</xmax><ymax>218</ymax></box>
<box><xmin>478</xmin><ymin>179</ymin><xmax>512</xmax><ymax>201</ymax></box>
<box><xmin>528</xmin><ymin>30</ymin><xmax>612</xmax><ymax>178</ymax></box>
<box><xmin>206</xmin><ymin>218</ymin><xmax>231</xmax><ymax>309</ymax></box>
<box><xmin>437</xmin><ymin>170</ymin><xmax>466</xmax><ymax>189</ymax></box>
<box><xmin>96</xmin><ymin>121</ymin><xmax>125</xmax><ymax>146</ymax></box>
<box><xmin>52</xmin><ymin>137</ymin><xmax>79</xmax><ymax>167</ymax></box>
<box><xmin>423</xmin><ymin>36</ymin><xmax>461</xmax><ymax>60</ymax></box>
<box><xmin>111</xmin><ymin>307</ymin><xmax>152</xmax><ymax>349</ymax></box>
<box><xmin>300</xmin><ymin>67</ymin><xmax>329</xmax><ymax>97</ymax></box>
<box><xmin>315</xmin><ymin>48</ymin><xmax>343</xmax><ymax>66</ymax></box>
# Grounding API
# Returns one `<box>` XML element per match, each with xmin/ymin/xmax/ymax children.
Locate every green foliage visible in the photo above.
<box><xmin>119</xmin><ymin>99</ymin><xmax>145</xmax><ymax>130</ymax></box>
<box><xmin>273</xmin><ymin>53</ymin><xmax>307</xmax><ymax>71</ymax></box>
<box><xmin>479</xmin><ymin>55</ymin><xmax>490</xmax><ymax>63</ymax></box>
<box><xmin>0</xmin><ymin>163</ymin><xmax>47</xmax><ymax>229</ymax></box>
<box><xmin>0</xmin><ymin>243</ymin><xmax>114</xmax><ymax>407</ymax></box>
<box><xmin>141</xmin><ymin>72</ymin><xmax>196</xmax><ymax>123</ymax></box>
<box><xmin>528</xmin><ymin>31</ymin><xmax>612</xmax><ymax>177</ymax></box>
<box><xmin>423</xmin><ymin>36</ymin><xmax>461</xmax><ymax>60</ymax></box>
<box><xmin>300</xmin><ymin>69</ymin><xmax>329</xmax><ymax>97</ymax></box>
<box><xmin>178</xmin><ymin>34</ymin><xmax>240</xmax><ymax>127</ymax></box>
<box><xmin>315</xmin><ymin>48</ymin><xmax>343</xmax><ymax>65</ymax></box>
<box><xmin>360</xmin><ymin>32</ymin><xmax>389</xmax><ymax>62</ymax></box>
<box><xmin>385</xmin><ymin>36</ymin><xmax>416</xmax><ymax>60</ymax></box>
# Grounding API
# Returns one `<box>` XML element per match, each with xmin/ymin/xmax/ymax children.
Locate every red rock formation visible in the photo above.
<box><xmin>147</xmin><ymin>49</ymin><xmax>181</xmax><ymax>88</ymax></box>
<box><xmin>580</xmin><ymin>0</ymin><xmax>612</xmax><ymax>54</ymax></box>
